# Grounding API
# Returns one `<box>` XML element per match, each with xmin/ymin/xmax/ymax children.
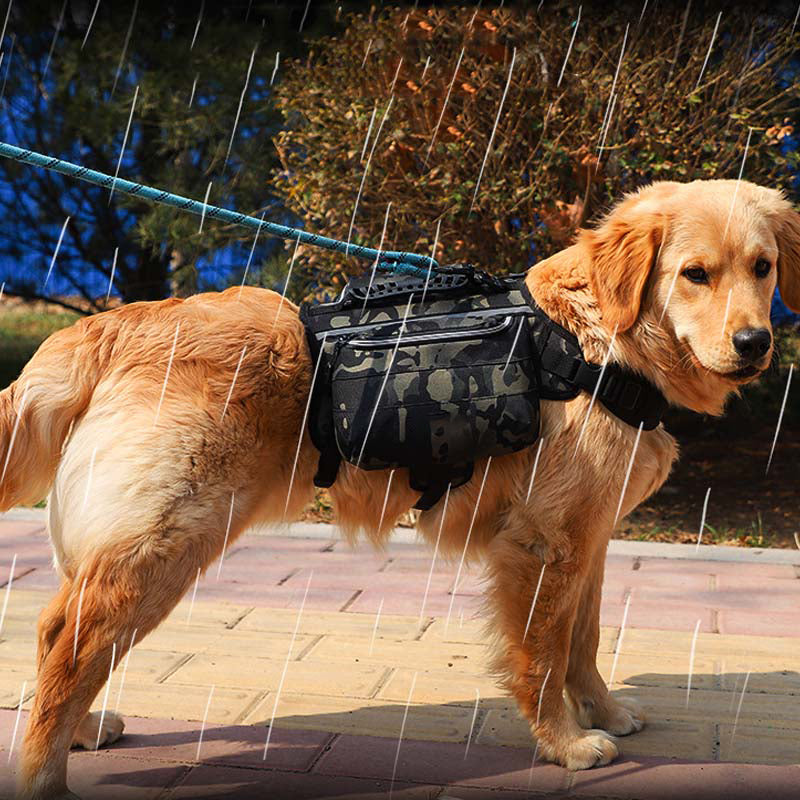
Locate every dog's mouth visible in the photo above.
<box><xmin>681</xmin><ymin>343</ymin><xmax>766</xmax><ymax>383</ymax></box>
<box><xmin>724</xmin><ymin>364</ymin><xmax>762</xmax><ymax>381</ymax></box>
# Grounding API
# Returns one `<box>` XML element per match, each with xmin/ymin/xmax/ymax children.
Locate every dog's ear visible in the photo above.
<box><xmin>775</xmin><ymin>208</ymin><xmax>800</xmax><ymax>312</ymax></box>
<box><xmin>584</xmin><ymin>207</ymin><xmax>664</xmax><ymax>334</ymax></box>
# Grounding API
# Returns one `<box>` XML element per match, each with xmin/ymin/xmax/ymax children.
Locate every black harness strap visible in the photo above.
<box><xmin>537</xmin><ymin>318</ymin><xmax>668</xmax><ymax>431</ymax></box>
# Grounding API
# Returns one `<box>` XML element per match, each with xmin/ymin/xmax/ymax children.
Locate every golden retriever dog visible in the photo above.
<box><xmin>3</xmin><ymin>179</ymin><xmax>799</xmax><ymax>799</ymax></box>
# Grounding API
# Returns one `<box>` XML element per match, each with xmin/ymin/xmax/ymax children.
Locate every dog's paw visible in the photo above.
<box><xmin>603</xmin><ymin>696</ymin><xmax>645</xmax><ymax>736</ymax></box>
<box><xmin>539</xmin><ymin>728</ymin><xmax>618</xmax><ymax>771</ymax></box>
<box><xmin>562</xmin><ymin>729</ymin><xmax>619</xmax><ymax>770</ymax></box>
<box><xmin>71</xmin><ymin>711</ymin><xmax>125</xmax><ymax>750</ymax></box>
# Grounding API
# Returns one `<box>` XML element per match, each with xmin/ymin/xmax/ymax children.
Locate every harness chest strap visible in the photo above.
<box><xmin>535</xmin><ymin>317</ymin><xmax>668</xmax><ymax>431</ymax></box>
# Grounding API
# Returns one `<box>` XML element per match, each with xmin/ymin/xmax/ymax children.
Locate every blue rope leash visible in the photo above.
<box><xmin>0</xmin><ymin>141</ymin><xmax>438</xmax><ymax>279</ymax></box>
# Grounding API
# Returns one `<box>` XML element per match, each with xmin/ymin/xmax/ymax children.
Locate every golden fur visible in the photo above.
<box><xmin>3</xmin><ymin>180</ymin><xmax>798</xmax><ymax>799</ymax></box>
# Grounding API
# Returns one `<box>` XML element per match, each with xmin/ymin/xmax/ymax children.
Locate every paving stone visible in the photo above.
<box><xmin>203</xmin><ymin>629</ymin><xmax>319</xmax><ymax>660</ymax></box>
<box><xmin>88</xmin><ymin>683</ymin><xmax>260</xmax><ymax>726</ymax></box>
<box><xmin>600</xmin><ymin>602</ymin><xmax>715</xmax><ymax>633</ymax></box>
<box><xmin>235</xmin><ymin>607</ymin><xmax>423</xmax><ymax>639</ymax></box>
<box><xmin>349</xmin><ymin>588</ymin><xmax>482</xmax><ymax>618</ymax></box>
<box><xmin>3</xmin><ymin>753</ymin><xmax>188</xmax><ymax>800</ymax></box>
<box><xmin>609</xmin><ymin>684</ymin><xmax>800</xmax><ymax>730</ymax></box>
<box><xmin>718</xmin><ymin>663</ymin><xmax>800</xmax><ymax>695</ymax></box>
<box><xmin>621</xmin><ymin>629</ymin><xmax>800</xmax><ymax>660</ymax></box>
<box><xmin>245</xmin><ymin>691</ymin><xmax>474</xmax><ymax>742</ymax></box>
<box><xmin>169</xmin><ymin>765</ymin><xmax>433</xmax><ymax>799</ymax></box>
<box><xmin>595</xmin><ymin>653</ymin><xmax>718</xmax><ymax>690</ymax></box>
<box><xmin>635</xmin><ymin>559</ymin><xmax>795</xmax><ymax>579</ymax></box>
<box><xmin>717</xmin><ymin>609</ymin><xmax>799</xmax><ymax>638</ymax></box>
<box><xmin>102</xmin><ymin>715</ymin><xmax>332</xmax><ymax>773</ymax></box>
<box><xmin>304</xmin><ymin>635</ymin><xmax>489</xmax><ymax>674</ymax></box>
<box><xmin>165</xmin><ymin>602</ymin><xmax>254</xmax><ymax>630</ymax></box>
<box><xmin>719</xmin><ymin>723</ymin><xmax>800</xmax><ymax>765</ymax></box>
<box><xmin>377</xmin><ymin>669</ymin><xmax>502</xmax><ymax>706</ymax></box>
<box><xmin>165</xmin><ymin>654</ymin><xmax>387</xmax><ymax>698</ymax></box>
<box><xmin>569</xmin><ymin>757</ymin><xmax>800</xmax><ymax>799</ymax></box>
<box><xmin>475</xmin><ymin>707</ymin><xmax>714</xmax><ymax>761</ymax></box>
<box><xmin>314</xmin><ymin>733</ymin><xmax>568</xmax><ymax>792</ymax></box>
<box><xmin>8</xmin><ymin>568</ymin><xmax>60</xmax><ymax>591</ymax></box>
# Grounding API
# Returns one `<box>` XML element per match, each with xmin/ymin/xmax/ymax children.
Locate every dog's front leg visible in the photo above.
<box><xmin>565</xmin><ymin>540</ymin><xmax>645</xmax><ymax>736</ymax></box>
<box><xmin>485</xmin><ymin>534</ymin><xmax>618</xmax><ymax>770</ymax></box>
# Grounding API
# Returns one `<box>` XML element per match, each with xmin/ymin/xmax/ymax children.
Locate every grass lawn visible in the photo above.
<box><xmin>2</xmin><ymin>300</ymin><xmax>797</xmax><ymax>548</ymax></box>
<box><xmin>0</xmin><ymin>301</ymin><xmax>79</xmax><ymax>388</ymax></box>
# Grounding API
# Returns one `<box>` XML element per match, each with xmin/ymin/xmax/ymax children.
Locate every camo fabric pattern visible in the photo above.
<box><xmin>328</xmin><ymin>309</ymin><xmax>539</xmax><ymax>470</ymax></box>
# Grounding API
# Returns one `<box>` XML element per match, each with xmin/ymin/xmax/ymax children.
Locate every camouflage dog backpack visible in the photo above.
<box><xmin>300</xmin><ymin>265</ymin><xmax>667</xmax><ymax>511</ymax></box>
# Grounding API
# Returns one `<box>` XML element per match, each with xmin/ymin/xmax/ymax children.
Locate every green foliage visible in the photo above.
<box><xmin>273</xmin><ymin>5</ymin><xmax>799</xmax><ymax>300</ymax></box>
<box><xmin>0</xmin><ymin>4</ymin><xmax>334</xmax><ymax>307</ymax></box>
<box><xmin>0</xmin><ymin>304</ymin><xmax>78</xmax><ymax>387</ymax></box>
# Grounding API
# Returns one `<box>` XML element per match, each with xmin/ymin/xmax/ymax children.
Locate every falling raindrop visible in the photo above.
<box><xmin>389</xmin><ymin>670</ymin><xmax>418</xmax><ymax>799</ymax></box>
<box><xmin>464</xmin><ymin>689</ymin><xmax>480</xmax><ymax>759</ymax></box>
<box><xmin>196</xmin><ymin>684</ymin><xmax>214</xmax><ymax>760</ymax></box>
<box><xmin>198</xmin><ymin>181</ymin><xmax>212</xmax><ymax>233</ymax></box>
<box><xmin>729</xmin><ymin>669</ymin><xmax>750</xmax><ymax>752</ymax></box>
<box><xmin>94</xmin><ymin>642</ymin><xmax>117</xmax><ymax>753</ymax></box>
<box><xmin>220</xmin><ymin>347</ymin><xmax>248</xmax><ymax>422</ymax></box>
<box><xmin>153</xmin><ymin>322</ymin><xmax>180</xmax><ymax>428</ymax></box>
<box><xmin>216</xmin><ymin>492</ymin><xmax>236</xmax><ymax>580</ymax></box>
<box><xmin>470</xmin><ymin>48</ymin><xmax>517</xmax><ymax>213</ymax></box>
<box><xmin>238</xmin><ymin>212</ymin><xmax>265</xmax><ymax>298</ymax></box>
<box><xmin>522</xmin><ymin>562</ymin><xmax>547</xmax><ymax>644</ymax></box>
<box><xmin>685</xmin><ymin>618</ymin><xmax>701</xmax><ymax>707</ymax></box>
<box><xmin>81</xmin><ymin>446</ymin><xmax>98</xmax><ymax>515</ymax></box>
<box><xmin>608</xmin><ymin>592</ymin><xmax>631</xmax><ymax>687</ymax></box>
<box><xmin>188</xmin><ymin>73</ymin><xmax>199</xmax><ymax>108</ymax></box>
<box><xmin>109</xmin><ymin>85</ymin><xmax>139</xmax><ymax>202</ymax></box>
<box><xmin>224</xmin><ymin>45</ymin><xmax>258</xmax><ymax>172</ymax></box>
<box><xmin>284</xmin><ymin>335</ymin><xmax>329</xmax><ymax>517</ymax></box>
<box><xmin>7</xmin><ymin>680</ymin><xmax>26</xmax><ymax>764</ymax></box>
<box><xmin>574</xmin><ymin>329</ymin><xmax>618</xmax><ymax>454</ymax></box>
<box><xmin>369</xmin><ymin>596</ymin><xmax>384</xmax><ymax>656</ymax></box>
<box><xmin>81</xmin><ymin>0</ymin><xmax>101</xmax><ymax>50</ymax></box>
<box><xmin>418</xmin><ymin>483</ymin><xmax>450</xmax><ymax>625</ymax></box>
<box><xmin>186</xmin><ymin>567</ymin><xmax>201</xmax><ymax>624</ymax></box>
<box><xmin>425</xmin><ymin>48</ymin><xmax>465</xmax><ymax>166</ymax></box>
<box><xmin>111</xmin><ymin>0</ymin><xmax>138</xmax><ymax>97</ymax></box>
<box><xmin>614</xmin><ymin>422</ymin><xmax>645</xmax><ymax>525</ymax></box>
<box><xmin>722</xmin><ymin>127</ymin><xmax>754</xmax><ymax>242</ymax></box>
<box><xmin>445</xmin><ymin>458</ymin><xmax>493</xmax><ymax>633</ymax></box>
<box><xmin>263</xmin><ymin>572</ymin><xmax>313</xmax><ymax>759</ymax></box>
<box><xmin>765</xmin><ymin>364</ymin><xmax>793</xmax><ymax>475</ymax></box>
<box><xmin>42</xmin><ymin>0</ymin><xmax>67</xmax><ymax>86</ymax></box>
<box><xmin>695</xmin><ymin>487</ymin><xmax>711</xmax><ymax>550</ymax></box>
<box><xmin>43</xmin><ymin>217</ymin><xmax>71</xmax><ymax>290</ymax></box>
<box><xmin>270</xmin><ymin>51</ymin><xmax>280</xmax><ymax>85</ymax></box>
<box><xmin>346</xmin><ymin>97</ymin><xmax>394</xmax><ymax>253</ymax></box>
<box><xmin>114</xmin><ymin>628</ymin><xmax>137</xmax><ymax>713</ymax></box>
<box><xmin>190</xmin><ymin>0</ymin><xmax>204</xmax><ymax>51</ymax></box>
<box><xmin>0</xmin><ymin>554</ymin><xmax>17</xmax><ymax>637</ymax></box>
<box><xmin>556</xmin><ymin>6</ymin><xmax>582</xmax><ymax>87</ymax></box>
<box><xmin>73</xmin><ymin>576</ymin><xmax>88</xmax><ymax>667</ymax></box>
<box><xmin>105</xmin><ymin>247</ymin><xmax>118</xmax><ymax>306</ymax></box>
<box><xmin>695</xmin><ymin>12</ymin><xmax>722</xmax><ymax>90</ymax></box>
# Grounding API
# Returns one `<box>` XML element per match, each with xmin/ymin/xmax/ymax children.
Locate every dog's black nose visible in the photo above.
<box><xmin>732</xmin><ymin>328</ymin><xmax>772</xmax><ymax>363</ymax></box>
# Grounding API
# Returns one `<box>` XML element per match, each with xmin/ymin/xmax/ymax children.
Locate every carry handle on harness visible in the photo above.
<box><xmin>0</xmin><ymin>141</ymin><xmax>438</xmax><ymax>279</ymax></box>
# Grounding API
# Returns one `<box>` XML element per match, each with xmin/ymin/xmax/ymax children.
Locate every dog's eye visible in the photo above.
<box><xmin>754</xmin><ymin>258</ymin><xmax>771</xmax><ymax>278</ymax></box>
<box><xmin>682</xmin><ymin>266</ymin><xmax>708</xmax><ymax>284</ymax></box>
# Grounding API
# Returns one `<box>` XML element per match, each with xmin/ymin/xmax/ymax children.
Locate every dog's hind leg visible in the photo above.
<box><xmin>17</xmin><ymin>536</ymin><xmax>215</xmax><ymax>800</ymax></box>
<box><xmin>564</xmin><ymin>542</ymin><xmax>645</xmax><ymax>736</ymax></box>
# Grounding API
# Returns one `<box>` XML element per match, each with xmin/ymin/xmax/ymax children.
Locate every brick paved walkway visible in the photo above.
<box><xmin>1</xmin><ymin>515</ymin><xmax>799</xmax><ymax>799</ymax></box>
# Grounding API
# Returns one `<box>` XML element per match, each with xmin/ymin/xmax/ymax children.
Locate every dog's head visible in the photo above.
<box><xmin>583</xmin><ymin>179</ymin><xmax>800</xmax><ymax>412</ymax></box>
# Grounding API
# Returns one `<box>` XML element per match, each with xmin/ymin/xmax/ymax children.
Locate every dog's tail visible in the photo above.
<box><xmin>0</xmin><ymin>319</ymin><xmax>105</xmax><ymax>510</ymax></box>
